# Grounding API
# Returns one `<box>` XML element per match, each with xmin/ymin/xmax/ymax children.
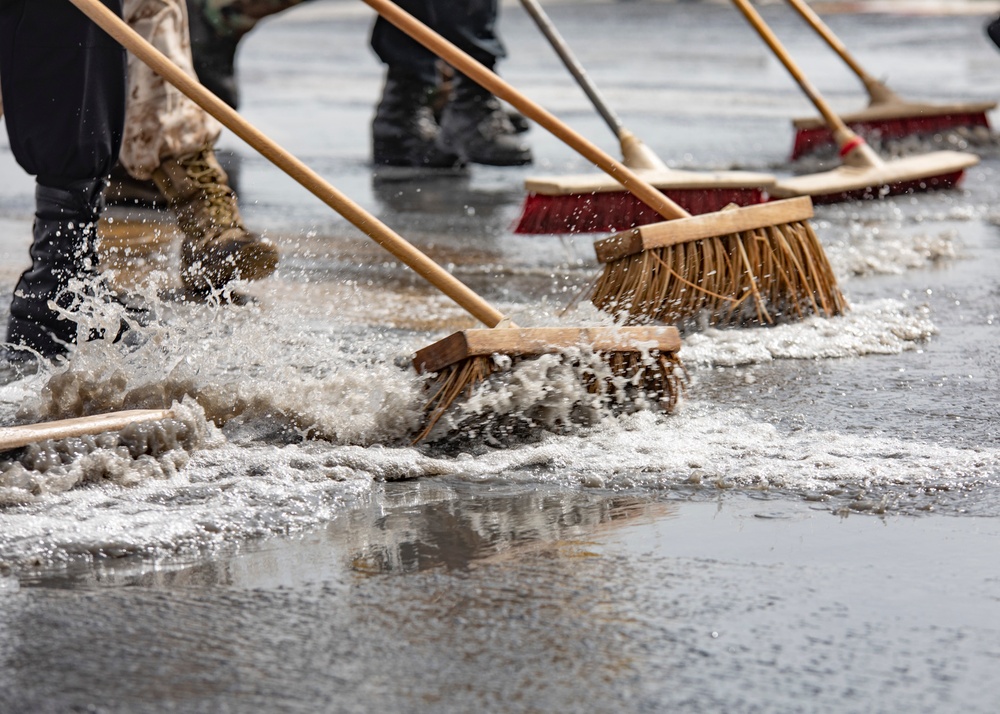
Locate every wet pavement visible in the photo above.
<box><xmin>2</xmin><ymin>1</ymin><xmax>1000</xmax><ymax>711</ymax></box>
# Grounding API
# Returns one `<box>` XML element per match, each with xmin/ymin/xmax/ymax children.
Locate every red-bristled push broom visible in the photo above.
<box><xmin>732</xmin><ymin>0</ymin><xmax>978</xmax><ymax>205</ymax></box>
<box><xmin>512</xmin><ymin>0</ymin><xmax>775</xmax><ymax>234</ymax></box>
<box><xmin>783</xmin><ymin>0</ymin><xmax>996</xmax><ymax>160</ymax></box>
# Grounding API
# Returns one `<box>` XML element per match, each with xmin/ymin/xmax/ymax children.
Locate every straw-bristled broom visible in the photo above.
<box><xmin>782</xmin><ymin>0</ymin><xmax>996</xmax><ymax>160</ymax></box>
<box><xmin>512</xmin><ymin>0</ymin><xmax>776</xmax><ymax>234</ymax></box>
<box><xmin>361</xmin><ymin>0</ymin><xmax>846</xmax><ymax>331</ymax></box>
<box><xmin>588</xmin><ymin>196</ymin><xmax>846</xmax><ymax>328</ymax></box>
<box><xmin>67</xmin><ymin>0</ymin><xmax>686</xmax><ymax>443</ymax></box>
<box><xmin>731</xmin><ymin>0</ymin><xmax>979</xmax><ymax>204</ymax></box>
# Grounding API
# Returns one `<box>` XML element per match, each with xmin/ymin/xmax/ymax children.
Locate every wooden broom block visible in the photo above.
<box><xmin>770</xmin><ymin>150</ymin><xmax>979</xmax><ymax>198</ymax></box>
<box><xmin>414</xmin><ymin>326</ymin><xmax>682</xmax><ymax>373</ymax></box>
<box><xmin>593</xmin><ymin>196</ymin><xmax>815</xmax><ymax>263</ymax></box>
<box><xmin>792</xmin><ymin>100</ymin><xmax>998</xmax><ymax>131</ymax></box>
<box><xmin>524</xmin><ymin>168</ymin><xmax>777</xmax><ymax>196</ymax></box>
<box><xmin>0</xmin><ymin>409</ymin><xmax>175</xmax><ymax>452</ymax></box>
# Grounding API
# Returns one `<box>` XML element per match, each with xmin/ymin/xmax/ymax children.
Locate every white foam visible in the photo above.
<box><xmin>4</xmin><ymin>398</ymin><xmax>996</xmax><ymax>568</ymax></box>
<box><xmin>681</xmin><ymin>300</ymin><xmax>935</xmax><ymax>368</ymax></box>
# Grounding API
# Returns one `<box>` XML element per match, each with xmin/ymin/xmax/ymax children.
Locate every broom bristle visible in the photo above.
<box><xmin>589</xmin><ymin>218</ymin><xmax>847</xmax><ymax>328</ymax></box>
<box><xmin>414</xmin><ymin>349</ymin><xmax>686</xmax><ymax>443</ymax></box>
<box><xmin>514</xmin><ymin>187</ymin><xmax>767</xmax><ymax>235</ymax></box>
<box><xmin>791</xmin><ymin>112</ymin><xmax>992</xmax><ymax>160</ymax></box>
<box><xmin>808</xmin><ymin>170</ymin><xmax>966</xmax><ymax>205</ymax></box>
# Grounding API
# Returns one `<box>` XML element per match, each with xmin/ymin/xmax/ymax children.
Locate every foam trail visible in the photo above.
<box><xmin>681</xmin><ymin>299</ymin><xmax>935</xmax><ymax>368</ymax></box>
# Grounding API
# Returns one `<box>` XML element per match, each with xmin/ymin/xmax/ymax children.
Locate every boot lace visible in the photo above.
<box><xmin>180</xmin><ymin>148</ymin><xmax>241</xmax><ymax>228</ymax></box>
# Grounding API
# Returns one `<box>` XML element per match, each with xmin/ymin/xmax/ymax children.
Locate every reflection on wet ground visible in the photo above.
<box><xmin>3</xmin><ymin>482</ymin><xmax>999</xmax><ymax>713</ymax></box>
<box><xmin>16</xmin><ymin>479</ymin><xmax>668</xmax><ymax>588</ymax></box>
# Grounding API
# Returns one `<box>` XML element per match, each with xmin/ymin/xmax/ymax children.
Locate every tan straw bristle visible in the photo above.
<box><xmin>588</xmin><ymin>203</ymin><xmax>847</xmax><ymax>329</ymax></box>
<box><xmin>414</xmin><ymin>348</ymin><xmax>686</xmax><ymax>444</ymax></box>
<box><xmin>416</xmin><ymin>355</ymin><xmax>500</xmax><ymax>443</ymax></box>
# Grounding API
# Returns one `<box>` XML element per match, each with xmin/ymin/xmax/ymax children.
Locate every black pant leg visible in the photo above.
<box><xmin>0</xmin><ymin>0</ymin><xmax>126</xmax><ymax>187</ymax></box>
<box><xmin>370</xmin><ymin>0</ymin><xmax>505</xmax><ymax>82</ymax></box>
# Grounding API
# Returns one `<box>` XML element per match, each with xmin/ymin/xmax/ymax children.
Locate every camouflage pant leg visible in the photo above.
<box><xmin>196</xmin><ymin>0</ymin><xmax>309</xmax><ymax>38</ymax></box>
<box><xmin>119</xmin><ymin>0</ymin><xmax>222</xmax><ymax>180</ymax></box>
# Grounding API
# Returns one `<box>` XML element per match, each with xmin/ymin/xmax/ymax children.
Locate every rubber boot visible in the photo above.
<box><xmin>6</xmin><ymin>179</ymin><xmax>107</xmax><ymax>359</ymax></box>
<box><xmin>152</xmin><ymin>146</ymin><xmax>279</xmax><ymax>296</ymax></box>
<box><xmin>988</xmin><ymin>15</ymin><xmax>1000</xmax><ymax>51</ymax></box>
<box><xmin>186</xmin><ymin>0</ymin><xmax>241</xmax><ymax>109</ymax></box>
<box><xmin>372</xmin><ymin>68</ymin><xmax>464</xmax><ymax>170</ymax></box>
<box><xmin>437</xmin><ymin>74</ymin><xmax>533</xmax><ymax>167</ymax></box>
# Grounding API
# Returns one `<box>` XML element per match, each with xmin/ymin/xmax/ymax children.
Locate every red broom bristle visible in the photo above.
<box><xmin>791</xmin><ymin>112</ymin><xmax>992</xmax><ymax>160</ymax></box>
<box><xmin>806</xmin><ymin>170</ymin><xmax>966</xmax><ymax>205</ymax></box>
<box><xmin>513</xmin><ymin>187</ymin><xmax>767</xmax><ymax>235</ymax></box>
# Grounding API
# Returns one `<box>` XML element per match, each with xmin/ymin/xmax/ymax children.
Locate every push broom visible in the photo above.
<box><xmin>512</xmin><ymin>0</ymin><xmax>776</xmax><ymax>234</ymax></box>
<box><xmin>731</xmin><ymin>0</ymin><xmax>979</xmax><ymax>204</ymax></box>
<box><xmin>782</xmin><ymin>0</ymin><xmax>996</xmax><ymax>160</ymax></box>
<box><xmin>61</xmin><ymin>0</ymin><xmax>685</xmax><ymax>444</ymax></box>
<box><xmin>363</xmin><ymin>0</ymin><xmax>845</xmax><ymax>329</ymax></box>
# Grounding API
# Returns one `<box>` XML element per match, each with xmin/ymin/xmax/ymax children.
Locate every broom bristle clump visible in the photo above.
<box><xmin>589</xmin><ymin>219</ymin><xmax>847</xmax><ymax>329</ymax></box>
<box><xmin>415</xmin><ymin>348</ymin><xmax>686</xmax><ymax>444</ymax></box>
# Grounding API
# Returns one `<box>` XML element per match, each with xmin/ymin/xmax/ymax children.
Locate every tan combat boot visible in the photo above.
<box><xmin>152</xmin><ymin>146</ymin><xmax>279</xmax><ymax>295</ymax></box>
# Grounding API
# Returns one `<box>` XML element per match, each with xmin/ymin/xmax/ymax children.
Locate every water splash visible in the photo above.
<box><xmin>10</xmin><ymin>274</ymin><xmax>427</xmax><ymax>446</ymax></box>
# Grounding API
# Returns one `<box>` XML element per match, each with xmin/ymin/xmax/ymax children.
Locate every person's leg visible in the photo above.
<box><xmin>370</xmin><ymin>0</ymin><xmax>530</xmax><ymax>168</ymax></box>
<box><xmin>119</xmin><ymin>0</ymin><xmax>278</xmax><ymax>297</ymax></box>
<box><xmin>186</xmin><ymin>0</ymin><xmax>308</xmax><ymax>108</ymax></box>
<box><xmin>0</xmin><ymin>0</ymin><xmax>127</xmax><ymax>359</ymax></box>
<box><xmin>432</xmin><ymin>0</ymin><xmax>531</xmax><ymax>166</ymax></box>
<box><xmin>369</xmin><ymin>0</ymin><xmax>463</xmax><ymax>169</ymax></box>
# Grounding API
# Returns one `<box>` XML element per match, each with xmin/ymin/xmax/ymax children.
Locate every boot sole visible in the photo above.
<box><xmin>464</xmin><ymin>154</ymin><xmax>534</xmax><ymax>167</ymax></box>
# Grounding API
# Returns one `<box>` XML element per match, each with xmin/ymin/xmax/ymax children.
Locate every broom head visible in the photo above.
<box><xmin>514</xmin><ymin>168</ymin><xmax>776</xmax><ymax>234</ymax></box>
<box><xmin>412</xmin><ymin>326</ymin><xmax>684</xmax><ymax>442</ymax></box>
<box><xmin>790</xmin><ymin>100</ymin><xmax>996</xmax><ymax>160</ymax></box>
<box><xmin>770</xmin><ymin>149</ymin><xmax>979</xmax><ymax>204</ymax></box>
<box><xmin>589</xmin><ymin>196</ymin><xmax>847</xmax><ymax>328</ymax></box>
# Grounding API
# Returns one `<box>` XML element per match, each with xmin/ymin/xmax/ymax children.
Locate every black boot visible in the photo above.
<box><xmin>6</xmin><ymin>179</ymin><xmax>107</xmax><ymax>360</ymax></box>
<box><xmin>437</xmin><ymin>74</ymin><xmax>533</xmax><ymax>167</ymax></box>
<box><xmin>989</xmin><ymin>15</ymin><xmax>1000</xmax><ymax>51</ymax></box>
<box><xmin>372</xmin><ymin>69</ymin><xmax>464</xmax><ymax>170</ymax></box>
<box><xmin>186</xmin><ymin>0</ymin><xmax>241</xmax><ymax>109</ymax></box>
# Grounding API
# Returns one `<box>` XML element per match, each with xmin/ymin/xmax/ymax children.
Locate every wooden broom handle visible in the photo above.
<box><xmin>731</xmin><ymin>0</ymin><xmax>854</xmax><ymax>142</ymax></box>
<box><xmin>518</xmin><ymin>0</ymin><xmax>667</xmax><ymax>171</ymax></box>
<box><xmin>66</xmin><ymin>0</ymin><xmax>507</xmax><ymax>329</ymax></box>
<box><xmin>363</xmin><ymin>0</ymin><xmax>690</xmax><ymax>221</ymax></box>
<box><xmin>782</xmin><ymin>0</ymin><xmax>893</xmax><ymax>101</ymax></box>
<box><xmin>0</xmin><ymin>409</ymin><xmax>174</xmax><ymax>451</ymax></box>
<box><xmin>518</xmin><ymin>0</ymin><xmax>624</xmax><ymax>138</ymax></box>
